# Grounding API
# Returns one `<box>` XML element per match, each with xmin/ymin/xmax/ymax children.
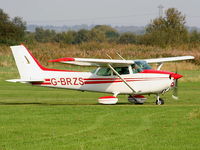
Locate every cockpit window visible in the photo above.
<box><xmin>91</xmin><ymin>69</ymin><xmax>97</xmax><ymax>73</ymax></box>
<box><xmin>96</xmin><ymin>67</ymin><xmax>111</xmax><ymax>76</ymax></box>
<box><xmin>135</xmin><ymin>61</ymin><xmax>152</xmax><ymax>70</ymax></box>
<box><xmin>131</xmin><ymin>64</ymin><xmax>143</xmax><ymax>73</ymax></box>
<box><xmin>114</xmin><ymin>67</ymin><xmax>129</xmax><ymax>75</ymax></box>
<box><xmin>96</xmin><ymin>67</ymin><xmax>130</xmax><ymax>76</ymax></box>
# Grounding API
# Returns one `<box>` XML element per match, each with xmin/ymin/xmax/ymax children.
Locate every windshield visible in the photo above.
<box><xmin>135</xmin><ymin>61</ymin><xmax>152</xmax><ymax>70</ymax></box>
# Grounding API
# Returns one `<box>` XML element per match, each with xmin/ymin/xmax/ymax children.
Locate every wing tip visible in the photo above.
<box><xmin>48</xmin><ymin>57</ymin><xmax>75</xmax><ymax>62</ymax></box>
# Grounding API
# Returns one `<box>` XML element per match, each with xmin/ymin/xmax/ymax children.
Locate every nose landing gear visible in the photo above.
<box><xmin>155</xmin><ymin>95</ymin><xmax>164</xmax><ymax>105</ymax></box>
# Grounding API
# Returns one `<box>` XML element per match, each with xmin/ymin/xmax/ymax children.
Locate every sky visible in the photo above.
<box><xmin>1</xmin><ymin>0</ymin><xmax>200</xmax><ymax>27</ymax></box>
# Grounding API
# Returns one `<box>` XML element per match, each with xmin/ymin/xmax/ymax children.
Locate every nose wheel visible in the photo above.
<box><xmin>155</xmin><ymin>95</ymin><xmax>164</xmax><ymax>105</ymax></box>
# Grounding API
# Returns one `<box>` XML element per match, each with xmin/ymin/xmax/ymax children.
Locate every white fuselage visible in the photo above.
<box><xmin>33</xmin><ymin>70</ymin><xmax>173</xmax><ymax>95</ymax></box>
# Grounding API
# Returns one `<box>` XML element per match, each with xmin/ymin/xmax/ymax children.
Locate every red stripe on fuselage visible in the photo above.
<box><xmin>84</xmin><ymin>76</ymin><xmax>169</xmax><ymax>84</ymax></box>
<box><xmin>85</xmin><ymin>80</ymin><xmax>146</xmax><ymax>84</ymax></box>
<box><xmin>141</xmin><ymin>69</ymin><xmax>172</xmax><ymax>74</ymax></box>
<box><xmin>32</xmin><ymin>82</ymin><xmax>51</xmax><ymax>85</ymax></box>
<box><xmin>84</xmin><ymin>77</ymin><xmax>168</xmax><ymax>81</ymax></box>
<box><xmin>141</xmin><ymin>69</ymin><xmax>183</xmax><ymax>79</ymax></box>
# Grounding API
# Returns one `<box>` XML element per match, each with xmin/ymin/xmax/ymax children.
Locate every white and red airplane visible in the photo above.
<box><xmin>7</xmin><ymin>45</ymin><xmax>194</xmax><ymax>105</ymax></box>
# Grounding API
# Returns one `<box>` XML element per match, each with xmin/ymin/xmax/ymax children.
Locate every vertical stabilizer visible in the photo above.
<box><xmin>10</xmin><ymin>45</ymin><xmax>43</xmax><ymax>80</ymax></box>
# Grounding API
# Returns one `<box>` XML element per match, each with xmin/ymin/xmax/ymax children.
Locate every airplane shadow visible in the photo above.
<box><xmin>0</xmin><ymin>102</ymin><xmax>153</xmax><ymax>106</ymax></box>
<box><xmin>0</xmin><ymin>102</ymin><xmax>96</xmax><ymax>106</ymax></box>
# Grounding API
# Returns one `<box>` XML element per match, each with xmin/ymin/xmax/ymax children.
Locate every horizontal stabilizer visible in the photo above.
<box><xmin>6</xmin><ymin>79</ymin><xmax>44</xmax><ymax>83</ymax></box>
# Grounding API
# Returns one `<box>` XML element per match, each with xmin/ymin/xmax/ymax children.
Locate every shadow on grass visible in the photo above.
<box><xmin>0</xmin><ymin>102</ymin><xmax>154</xmax><ymax>106</ymax></box>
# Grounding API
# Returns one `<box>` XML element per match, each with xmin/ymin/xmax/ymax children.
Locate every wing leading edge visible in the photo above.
<box><xmin>144</xmin><ymin>56</ymin><xmax>194</xmax><ymax>64</ymax></box>
<box><xmin>49</xmin><ymin>58</ymin><xmax>135</xmax><ymax>66</ymax></box>
<box><xmin>49</xmin><ymin>56</ymin><xmax>194</xmax><ymax>67</ymax></box>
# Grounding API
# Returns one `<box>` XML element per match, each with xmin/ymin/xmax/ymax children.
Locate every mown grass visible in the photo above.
<box><xmin>0</xmin><ymin>43</ymin><xmax>200</xmax><ymax>149</ymax></box>
<box><xmin>0</xmin><ymin>79</ymin><xmax>200</xmax><ymax>150</ymax></box>
<box><xmin>0</xmin><ymin>104</ymin><xmax>200</xmax><ymax>150</ymax></box>
<box><xmin>1</xmin><ymin>69</ymin><xmax>200</xmax><ymax>150</ymax></box>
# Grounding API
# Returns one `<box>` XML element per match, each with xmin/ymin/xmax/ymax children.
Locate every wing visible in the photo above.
<box><xmin>49</xmin><ymin>56</ymin><xmax>194</xmax><ymax>67</ymax></box>
<box><xmin>49</xmin><ymin>57</ymin><xmax>135</xmax><ymax>67</ymax></box>
<box><xmin>143</xmin><ymin>56</ymin><xmax>194</xmax><ymax>64</ymax></box>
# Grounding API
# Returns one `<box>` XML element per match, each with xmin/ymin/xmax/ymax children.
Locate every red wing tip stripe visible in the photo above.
<box><xmin>48</xmin><ymin>57</ymin><xmax>75</xmax><ymax>62</ymax></box>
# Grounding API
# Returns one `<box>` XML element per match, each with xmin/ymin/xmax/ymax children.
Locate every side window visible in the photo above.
<box><xmin>114</xmin><ymin>67</ymin><xmax>129</xmax><ymax>75</ymax></box>
<box><xmin>96</xmin><ymin>67</ymin><xmax>111</xmax><ymax>76</ymax></box>
<box><xmin>132</xmin><ymin>64</ymin><xmax>142</xmax><ymax>73</ymax></box>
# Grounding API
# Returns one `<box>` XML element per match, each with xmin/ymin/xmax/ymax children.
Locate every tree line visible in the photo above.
<box><xmin>0</xmin><ymin>9</ymin><xmax>26</xmax><ymax>45</ymax></box>
<box><xmin>0</xmin><ymin>8</ymin><xmax>200</xmax><ymax>46</ymax></box>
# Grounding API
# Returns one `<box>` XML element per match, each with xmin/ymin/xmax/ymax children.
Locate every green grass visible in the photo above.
<box><xmin>0</xmin><ymin>67</ymin><xmax>200</xmax><ymax>150</ymax></box>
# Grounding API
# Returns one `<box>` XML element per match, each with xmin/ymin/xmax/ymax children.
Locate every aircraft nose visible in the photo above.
<box><xmin>171</xmin><ymin>73</ymin><xmax>183</xmax><ymax>79</ymax></box>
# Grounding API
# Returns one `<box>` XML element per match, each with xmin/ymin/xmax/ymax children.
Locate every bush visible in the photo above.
<box><xmin>118</xmin><ymin>33</ymin><xmax>137</xmax><ymax>44</ymax></box>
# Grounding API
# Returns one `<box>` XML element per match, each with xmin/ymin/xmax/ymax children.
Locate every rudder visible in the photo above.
<box><xmin>10</xmin><ymin>45</ymin><xmax>43</xmax><ymax>80</ymax></box>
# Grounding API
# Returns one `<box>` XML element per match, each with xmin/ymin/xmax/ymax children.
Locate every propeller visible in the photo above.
<box><xmin>172</xmin><ymin>63</ymin><xmax>179</xmax><ymax>100</ymax></box>
<box><xmin>172</xmin><ymin>78</ymin><xmax>179</xmax><ymax>100</ymax></box>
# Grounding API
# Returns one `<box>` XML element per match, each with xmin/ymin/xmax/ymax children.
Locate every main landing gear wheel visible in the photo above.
<box><xmin>156</xmin><ymin>98</ymin><xmax>164</xmax><ymax>105</ymax></box>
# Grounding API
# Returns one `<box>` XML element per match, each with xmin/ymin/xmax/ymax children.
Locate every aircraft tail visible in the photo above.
<box><xmin>10</xmin><ymin>45</ymin><xmax>44</xmax><ymax>80</ymax></box>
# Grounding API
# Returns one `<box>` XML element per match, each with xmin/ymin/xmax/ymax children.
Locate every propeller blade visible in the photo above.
<box><xmin>172</xmin><ymin>95</ymin><xmax>178</xmax><ymax>100</ymax></box>
<box><xmin>172</xmin><ymin>62</ymin><xmax>179</xmax><ymax>100</ymax></box>
<box><xmin>172</xmin><ymin>78</ymin><xmax>179</xmax><ymax>100</ymax></box>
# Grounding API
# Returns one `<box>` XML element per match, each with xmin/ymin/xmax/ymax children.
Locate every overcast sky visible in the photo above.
<box><xmin>1</xmin><ymin>0</ymin><xmax>200</xmax><ymax>27</ymax></box>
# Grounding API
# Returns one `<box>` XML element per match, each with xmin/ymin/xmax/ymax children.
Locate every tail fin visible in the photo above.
<box><xmin>10</xmin><ymin>45</ymin><xmax>43</xmax><ymax>80</ymax></box>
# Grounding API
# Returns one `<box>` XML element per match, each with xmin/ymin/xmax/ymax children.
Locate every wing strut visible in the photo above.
<box><xmin>157</xmin><ymin>63</ymin><xmax>163</xmax><ymax>70</ymax></box>
<box><xmin>107</xmin><ymin>64</ymin><xmax>137</xmax><ymax>93</ymax></box>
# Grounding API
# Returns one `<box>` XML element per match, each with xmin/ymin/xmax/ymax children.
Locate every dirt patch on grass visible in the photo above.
<box><xmin>188</xmin><ymin>109</ymin><xmax>200</xmax><ymax>120</ymax></box>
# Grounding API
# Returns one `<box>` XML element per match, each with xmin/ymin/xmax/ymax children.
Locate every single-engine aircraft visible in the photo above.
<box><xmin>7</xmin><ymin>45</ymin><xmax>194</xmax><ymax>105</ymax></box>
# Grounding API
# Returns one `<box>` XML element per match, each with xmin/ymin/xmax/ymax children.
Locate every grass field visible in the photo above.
<box><xmin>0</xmin><ymin>65</ymin><xmax>200</xmax><ymax>149</ymax></box>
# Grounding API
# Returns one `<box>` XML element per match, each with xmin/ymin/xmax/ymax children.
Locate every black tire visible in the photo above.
<box><xmin>156</xmin><ymin>98</ymin><xmax>164</xmax><ymax>105</ymax></box>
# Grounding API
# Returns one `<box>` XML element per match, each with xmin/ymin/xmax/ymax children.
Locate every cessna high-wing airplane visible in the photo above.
<box><xmin>7</xmin><ymin>45</ymin><xmax>194</xmax><ymax>105</ymax></box>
